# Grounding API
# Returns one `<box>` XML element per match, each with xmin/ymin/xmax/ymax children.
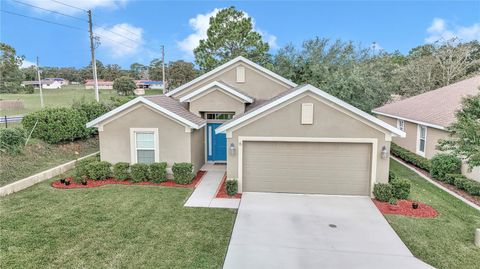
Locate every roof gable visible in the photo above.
<box><xmin>179</xmin><ymin>81</ymin><xmax>254</xmax><ymax>103</ymax></box>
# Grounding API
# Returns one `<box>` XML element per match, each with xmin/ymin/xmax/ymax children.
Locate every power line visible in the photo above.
<box><xmin>93</xmin><ymin>32</ymin><xmax>137</xmax><ymax>49</ymax></box>
<box><xmin>50</xmin><ymin>0</ymin><xmax>87</xmax><ymax>12</ymax></box>
<box><xmin>94</xmin><ymin>25</ymin><xmax>141</xmax><ymax>44</ymax></box>
<box><xmin>12</xmin><ymin>0</ymin><xmax>87</xmax><ymax>22</ymax></box>
<box><xmin>0</xmin><ymin>9</ymin><xmax>87</xmax><ymax>31</ymax></box>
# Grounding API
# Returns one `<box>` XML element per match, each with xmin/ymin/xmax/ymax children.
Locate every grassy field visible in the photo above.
<box><xmin>0</xmin><ymin>180</ymin><xmax>236</xmax><ymax>268</ymax></box>
<box><xmin>387</xmin><ymin>159</ymin><xmax>480</xmax><ymax>269</ymax></box>
<box><xmin>0</xmin><ymin>137</ymin><xmax>99</xmax><ymax>186</ymax></box>
<box><xmin>0</xmin><ymin>86</ymin><xmax>163</xmax><ymax>116</ymax></box>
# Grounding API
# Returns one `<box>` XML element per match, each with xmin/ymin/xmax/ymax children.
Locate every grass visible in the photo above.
<box><xmin>387</xmin><ymin>159</ymin><xmax>480</xmax><ymax>269</ymax></box>
<box><xmin>0</xmin><ymin>180</ymin><xmax>236</xmax><ymax>268</ymax></box>
<box><xmin>0</xmin><ymin>86</ymin><xmax>163</xmax><ymax>116</ymax></box>
<box><xmin>0</xmin><ymin>137</ymin><xmax>99</xmax><ymax>187</ymax></box>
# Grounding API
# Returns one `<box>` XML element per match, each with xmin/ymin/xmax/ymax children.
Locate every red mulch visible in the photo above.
<box><xmin>215</xmin><ymin>173</ymin><xmax>241</xmax><ymax>199</ymax></box>
<box><xmin>52</xmin><ymin>171</ymin><xmax>206</xmax><ymax>189</ymax></box>
<box><xmin>373</xmin><ymin>199</ymin><xmax>438</xmax><ymax>218</ymax></box>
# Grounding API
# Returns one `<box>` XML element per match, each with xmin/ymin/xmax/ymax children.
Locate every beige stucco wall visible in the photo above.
<box><xmin>190</xmin><ymin>127</ymin><xmax>205</xmax><ymax>173</ymax></box>
<box><xmin>188</xmin><ymin>87</ymin><xmax>246</xmax><ymax>117</ymax></box>
<box><xmin>99</xmin><ymin>104</ymin><xmax>192</xmax><ymax>168</ymax></box>
<box><xmin>171</xmin><ymin>62</ymin><xmax>293</xmax><ymax>101</ymax></box>
<box><xmin>226</xmin><ymin>93</ymin><xmax>392</xmax><ymax>187</ymax></box>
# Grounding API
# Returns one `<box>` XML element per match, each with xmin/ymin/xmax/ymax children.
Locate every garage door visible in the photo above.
<box><xmin>242</xmin><ymin>141</ymin><xmax>371</xmax><ymax>195</ymax></box>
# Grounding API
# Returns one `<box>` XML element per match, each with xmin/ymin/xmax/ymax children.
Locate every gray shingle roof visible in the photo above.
<box><xmin>143</xmin><ymin>95</ymin><xmax>206</xmax><ymax>126</ymax></box>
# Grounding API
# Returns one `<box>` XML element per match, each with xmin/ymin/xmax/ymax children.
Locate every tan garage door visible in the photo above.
<box><xmin>242</xmin><ymin>141</ymin><xmax>371</xmax><ymax>195</ymax></box>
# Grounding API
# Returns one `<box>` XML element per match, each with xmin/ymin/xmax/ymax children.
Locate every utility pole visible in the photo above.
<box><xmin>87</xmin><ymin>10</ymin><xmax>100</xmax><ymax>102</ymax></box>
<box><xmin>161</xmin><ymin>45</ymin><xmax>166</xmax><ymax>92</ymax></box>
<box><xmin>36</xmin><ymin>57</ymin><xmax>44</xmax><ymax>108</ymax></box>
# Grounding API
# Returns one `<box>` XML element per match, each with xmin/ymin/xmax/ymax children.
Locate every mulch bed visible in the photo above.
<box><xmin>215</xmin><ymin>173</ymin><xmax>241</xmax><ymax>199</ymax></box>
<box><xmin>373</xmin><ymin>199</ymin><xmax>438</xmax><ymax>218</ymax></box>
<box><xmin>52</xmin><ymin>171</ymin><xmax>206</xmax><ymax>189</ymax></box>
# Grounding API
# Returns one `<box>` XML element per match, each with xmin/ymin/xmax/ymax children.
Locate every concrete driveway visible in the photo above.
<box><xmin>223</xmin><ymin>193</ymin><xmax>433</xmax><ymax>269</ymax></box>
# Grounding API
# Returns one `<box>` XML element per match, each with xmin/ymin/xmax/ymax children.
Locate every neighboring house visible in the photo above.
<box><xmin>45</xmin><ymin>78</ymin><xmax>69</xmax><ymax>86</ymax></box>
<box><xmin>373</xmin><ymin>76</ymin><xmax>480</xmax><ymax>182</ymax></box>
<box><xmin>135</xmin><ymin>80</ymin><xmax>164</xmax><ymax>90</ymax></box>
<box><xmin>21</xmin><ymin>79</ymin><xmax>62</xmax><ymax>89</ymax></box>
<box><xmin>85</xmin><ymin>79</ymin><xmax>114</xmax><ymax>89</ymax></box>
<box><xmin>87</xmin><ymin>56</ymin><xmax>404</xmax><ymax>196</ymax></box>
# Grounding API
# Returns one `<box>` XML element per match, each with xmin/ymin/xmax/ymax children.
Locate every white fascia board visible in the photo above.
<box><xmin>372</xmin><ymin>111</ymin><xmax>446</xmax><ymax>131</ymax></box>
<box><xmin>216</xmin><ymin>84</ymin><xmax>406</xmax><ymax>138</ymax></box>
<box><xmin>179</xmin><ymin>81</ymin><xmax>254</xmax><ymax>103</ymax></box>
<box><xmin>166</xmin><ymin>56</ymin><xmax>297</xmax><ymax>97</ymax></box>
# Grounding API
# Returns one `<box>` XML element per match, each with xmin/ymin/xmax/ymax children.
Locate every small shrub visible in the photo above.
<box><xmin>388</xmin><ymin>170</ymin><xmax>398</xmax><ymax>182</ymax></box>
<box><xmin>391</xmin><ymin>178</ymin><xmax>411</xmax><ymax>199</ymax></box>
<box><xmin>444</xmin><ymin>173</ymin><xmax>462</xmax><ymax>185</ymax></box>
<box><xmin>0</xmin><ymin>127</ymin><xmax>26</xmax><ymax>154</ymax></box>
<box><xmin>463</xmin><ymin>180</ymin><xmax>480</xmax><ymax>196</ymax></box>
<box><xmin>131</xmin><ymin>163</ymin><xmax>149</xmax><ymax>183</ymax></box>
<box><xmin>149</xmin><ymin>162</ymin><xmax>168</xmax><ymax>183</ymax></box>
<box><xmin>113</xmin><ymin>162</ymin><xmax>130</xmax><ymax>180</ymax></box>
<box><xmin>86</xmin><ymin>161</ymin><xmax>112</xmax><ymax>180</ymax></box>
<box><xmin>75</xmin><ymin>156</ymin><xmax>98</xmax><ymax>179</ymax></box>
<box><xmin>431</xmin><ymin>154</ymin><xmax>462</xmax><ymax>180</ymax></box>
<box><xmin>388</xmin><ymin>197</ymin><xmax>398</xmax><ymax>205</ymax></box>
<box><xmin>226</xmin><ymin>179</ymin><xmax>238</xmax><ymax>196</ymax></box>
<box><xmin>373</xmin><ymin>183</ymin><xmax>394</xmax><ymax>202</ymax></box>
<box><xmin>172</xmin><ymin>163</ymin><xmax>194</xmax><ymax>184</ymax></box>
<box><xmin>390</xmin><ymin>143</ymin><xmax>431</xmax><ymax>172</ymax></box>
<box><xmin>453</xmin><ymin>175</ymin><xmax>469</xmax><ymax>190</ymax></box>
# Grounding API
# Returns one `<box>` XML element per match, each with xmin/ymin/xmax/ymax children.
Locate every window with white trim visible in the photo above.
<box><xmin>397</xmin><ymin>119</ymin><xmax>405</xmax><ymax>131</ymax></box>
<box><xmin>417</xmin><ymin>125</ymin><xmax>426</xmax><ymax>155</ymax></box>
<box><xmin>130</xmin><ymin>129</ymin><xmax>158</xmax><ymax>164</ymax></box>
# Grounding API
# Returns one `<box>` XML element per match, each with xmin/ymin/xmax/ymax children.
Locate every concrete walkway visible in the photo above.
<box><xmin>184</xmin><ymin>170</ymin><xmax>240</xmax><ymax>209</ymax></box>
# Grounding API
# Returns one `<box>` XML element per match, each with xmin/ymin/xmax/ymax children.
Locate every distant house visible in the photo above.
<box><xmin>21</xmin><ymin>79</ymin><xmax>62</xmax><ymax>89</ymax></box>
<box><xmin>135</xmin><ymin>80</ymin><xmax>164</xmax><ymax>90</ymax></box>
<box><xmin>85</xmin><ymin>79</ymin><xmax>114</xmax><ymax>90</ymax></box>
<box><xmin>45</xmin><ymin>78</ymin><xmax>69</xmax><ymax>86</ymax></box>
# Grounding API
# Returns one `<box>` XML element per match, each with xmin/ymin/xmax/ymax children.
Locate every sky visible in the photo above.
<box><xmin>1</xmin><ymin>0</ymin><xmax>479</xmax><ymax>69</ymax></box>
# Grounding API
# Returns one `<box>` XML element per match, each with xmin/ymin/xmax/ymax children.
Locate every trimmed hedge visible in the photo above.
<box><xmin>113</xmin><ymin>162</ymin><xmax>130</xmax><ymax>181</ymax></box>
<box><xmin>0</xmin><ymin>127</ymin><xmax>26</xmax><ymax>154</ymax></box>
<box><xmin>131</xmin><ymin>163</ymin><xmax>149</xmax><ymax>183</ymax></box>
<box><xmin>172</xmin><ymin>163</ymin><xmax>194</xmax><ymax>185</ymax></box>
<box><xmin>464</xmin><ymin>180</ymin><xmax>480</xmax><ymax>196</ymax></box>
<box><xmin>86</xmin><ymin>161</ymin><xmax>112</xmax><ymax>180</ymax></box>
<box><xmin>391</xmin><ymin>178</ymin><xmax>411</xmax><ymax>199</ymax></box>
<box><xmin>149</xmin><ymin>162</ymin><xmax>168</xmax><ymax>183</ymax></box>
<box><xmin>444</xmin><ymin>173</ymin><xmax>462</xmax><ymax>185</ymax></box>
<box><xmin>388</xmin><ymin>170</ymin><xmax>398</xmax><ymax>182</ymax></box>
<box><xmin>74</xmin><ymin>156</ymin><xmax>98</xmax><ymax>179</ymax></box>
<box><xmin>390</xmin><ymin>143</ymin><xmax>431</xmax><ymax>172</ymax></box>
<box><xmin>431</xmin><ymin>154</ymin><xmax>462</xmax><ymax>180</ymax></box>
<box><xmin>373</xmin><ymin>183</ymin><xmax>394</xmax><ymax>202</ymax></box>
<box><xmin>226</xmin><ymin>179</ymin><xmax>238</xmax><ymax>196</ymax></box>
<box><xmin>72</xmin><ymin>100</ymin><xmax>111</xmax><ymax>135</ymax></box>
<box><xmin>454</xmin><ymin>176</ymin><xmax>469</xmax><ymax>190</ymax></box>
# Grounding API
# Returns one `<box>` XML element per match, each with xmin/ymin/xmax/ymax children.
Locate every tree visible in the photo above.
<box><xmin>194</xmin><ymin>7</ymin><xmax>270</xmax><ymax>72</ymax></box>
<box><xmin>113</xmin><ymin>76</ymin><xmax>136</xmax><ymax>95</ymax></box>
<box><xmin>102</xmin><ymin>64</ymin><xmax>124</xmax><ymax>81</ymax></box>
<box><xmin>130</xmin><ymin>62</ymin><xmax>147</xmax><ymax>79</ymax></box>
<box><xmin>149</xmin><ymin>58</ymin><xmax>164</xmax><ymax>81</ymax></box>
<box><xmin>438</xmin><ymin>94</ymin><xmax>480</xmax><ymax>170</ymax></box>
<box><xmin>166</xmin><ymin>60</ymin><xmax>197</xmax><ymax>89</ymax></box>
<box><xmin>0</xmin><ymin>43</ymin><xmax>24</xmax><ymax>93</ymax></box>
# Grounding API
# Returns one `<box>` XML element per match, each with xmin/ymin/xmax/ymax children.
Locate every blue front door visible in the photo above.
<box><xmin>207</xmin><ymin>123</ymin><xmax>227</xmax><ymax>161</ymax></box>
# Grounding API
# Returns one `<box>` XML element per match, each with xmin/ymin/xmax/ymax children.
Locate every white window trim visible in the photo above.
<box><xmin>130</xmin><ymin>128</ymin><xmax>160</xmax><ymax>164</ymax></box>
<box><xmin>397</xmin><ymin>119</ymin><xmax>405</xmax><ymax>132</ymax></box>
<box><xmin>416</xmin><ymin>125</ymin><xmax>427</xmax><ymax>157</ymax></box>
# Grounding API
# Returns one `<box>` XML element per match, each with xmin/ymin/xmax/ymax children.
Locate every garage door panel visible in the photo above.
<box><xmin>243</xmin><ymin>141</ymin><xmax>371</xmax><ymax>195</ymax></box>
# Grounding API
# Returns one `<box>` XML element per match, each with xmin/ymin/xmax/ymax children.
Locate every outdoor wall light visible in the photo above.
<box><xmin>229</xmin><ymin>143</ymin><xmax>236</xmax><ymax>155</ymax></box>
<box><xmin>381</xmin><ymin>146</ymin><xmax>389</xmax><ymax>159</ymax></box>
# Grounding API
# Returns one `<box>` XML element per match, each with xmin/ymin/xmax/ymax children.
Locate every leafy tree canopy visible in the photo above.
<box><xmin>0</xmin><ymin>43</ymin><xmax>24</xmax><ymax>93</ymax></box>
<box><xmin>113</xmin><ymin>76</ymin><xmax>136</xmax><ymax>96</ymax></box>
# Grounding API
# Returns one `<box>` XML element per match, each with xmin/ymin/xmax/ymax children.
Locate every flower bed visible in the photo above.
<box><xmin>215</xmin><ymin>174</ymin><xmax>241</xmax><ymax>199</ymax></box>
<box><xmin>373</xmin><ymin>199</ymin><xmax>438</xmax><ymax>218</ymax></box>
<box><xmin>52</xmin><ymin>171</ymin><xmax>206</xmax><ymax>189</ymax></box>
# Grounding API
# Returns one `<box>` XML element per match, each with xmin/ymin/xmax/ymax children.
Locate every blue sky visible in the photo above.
<box><xmin>1</xmin><ymin>0</ymin><xmax>479</xmax><ymax>68</ymax></box>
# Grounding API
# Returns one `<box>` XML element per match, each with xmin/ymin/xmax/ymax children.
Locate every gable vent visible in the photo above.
<box><xmin>236</xmin><ymin>66</ymin><xmax>246</xmax><ymax>83</ymax></box>
<box><xmin>301</xmin><ymin>103</ymin><xmax>314</xmax><ymax>125</ymax></box>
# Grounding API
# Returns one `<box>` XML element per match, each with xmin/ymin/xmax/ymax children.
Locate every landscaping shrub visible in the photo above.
<box><xmin>226</xmin><ymin>179</ymin><xmax>238</xmax><ymax>196</ymax></box>
<box><xmin>391</xmin><ymin>178</ymin><xmax>411</xmax><ymax>199</ymax></box>
<box><xmin>0</xmin><ymin>127</ymin><xmax>26</xmax><ymax>154</ymax></box>
<box><xmin>113</xmin><ymin>162</ymin><xmax>130</xmax><ymax>181</ymax></box>
<box><xmin>431</xmin><ymin>154</ymin><xmax>462</xmax><ymax>180</ymax></box>
<box><xmin>74</xmin><ymin>156</ymin><xmax>98</xmax><ymax>179</ymax></box>
<box><xmin>148</xmin><ymin>162</ymin><xmax>168</xmax><ymax>183</ymax></box>
<box><xmin>388</xmin><ymin>170</ymin><xmax>398</xmax><ymax>182</ymax></box>
<box><xmin>22</xmin><ymin>107</ymin><xmax>90</xmax><ymax>144</ymax></box>
<box><xmin>131</xmin><ymin>163</ymin><xmax>149</xmax><ymax>183</ymax></box>
<box><xmin>390</xmin><ymin>143</ymin><xmax>431</xmax><ymax>172</ymax></box>
<box><xmin>444</xmin><ymin>173</ymin><xmax>463</xmax><ymax>185</ymax></box>
<box><xmin>453</xmin><ymin>175</ymin><xmax>469</xmax><ymax>190</ymax></box>
<box><xmin>388</xmin><ymin>197</ymin><xmax>398</xmax><ymax>205</ymax></box>
<box><xmin>72</xmin><ymin>100</ymin><xmax>111</xmax><ymax>135</ymax></box>
<box><xmin>373</xmin><ymin>183</ymin><xmax>394</xmax><ymax>202</ymax></box>
<box><xmin>462</xmin><ymin>179</ymin><xmax>480</xmax><ymax>196</ymax></box>
<box><xmin>86</xmin><ymin>161</ymin><xmax>112</xmax><ymax>180</ymax></box>
<box><xmin>172</xmin><ymin>162</ymin><xmax>194</xmax><ymax>184</ymax></box>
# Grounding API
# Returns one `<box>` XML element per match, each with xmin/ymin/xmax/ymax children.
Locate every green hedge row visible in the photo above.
<box><xmin>172</xmin><ymin>163</ymin><xmax>194</xmax><ymax>184</ymax></box>
<box><xmin>373</xmin><ymin>178</ymin><xmax>411</xmax><ymax>202</ymax></box>
<box><xmin>390</xmin><ymin>143</ymin><xmax>431</xmax><ymax>172</ymax></box>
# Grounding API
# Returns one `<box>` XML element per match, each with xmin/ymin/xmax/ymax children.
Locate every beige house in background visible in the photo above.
<box><xmin>87</xmin><ymin>56</ymin><xmax>405</xmax><ymax>196</ymax></box>
<box><xmin>373</xmin><ymin>76</ymin><xmax>480</xmax><ymax>182</ymax></box>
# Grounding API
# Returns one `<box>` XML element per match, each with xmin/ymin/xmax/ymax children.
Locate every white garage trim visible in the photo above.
<box><xmin>237</xmin><ymin>136</ymin><xmax>378</xmax><ymax>197</ymax></box>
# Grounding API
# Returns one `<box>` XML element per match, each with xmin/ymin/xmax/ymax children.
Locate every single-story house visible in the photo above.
<box><xmin>21</xmin><ymin>79</ymin><xmax>62</xmax><ymax>89</ymax></box>
<box><xmin>85</xmin><ymin>79</ymin><xmax>114</xmax><ymax>90</ymax></box>
<box><xmin>373</xmin><ymin>75</ymin><xmax>480</xmax><ymax>182</ymax></box>
<box><xmin>135</xmin><ymin>80</ymin><xmax>164</xmax><ymax>90</ymax></box>
<box><xmin>87</xmin><ymin>56</ymin><xmax>404</xmax><ymax>196</ymax></box>
<box><xmin>45</xmin><ymin>78</ymin><xmax>69</xmax><ymax>86</ymax></box>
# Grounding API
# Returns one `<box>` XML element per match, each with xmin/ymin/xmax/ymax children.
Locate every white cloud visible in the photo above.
<box><xmin>21</xmin><ymin>59</ymin><xmax>36</xmax><ymax>68</ymax></box>
<box><xmin>425</xmin><ymin>18</ymin><xmax>480</xmax><ymax>43</ymax></box>
<box><xmin>94</xmin><ymin>23</ymin><xmax>144</xmax><ymax>58</ymax></box>
<box><xmin>21</xmin><ymin>0</ymin><xmax>129</xmax><ymax>15</ymax></box>
<box><xmin>177</xmin><ymin>8</ymin><xmax>278</xmax><ymax>57</ymax></box>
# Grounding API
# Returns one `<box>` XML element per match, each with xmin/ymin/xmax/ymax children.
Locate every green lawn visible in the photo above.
<box><xmin>388</xmin><ymin>159</ymin><xmax>480</xmax><ymax>269</ymax></box>
<box><xmin>0</xmin><ymin>138</ymin><xmax>99</xmax><ymax>186</ymax></box>
<box><xmin>0</xmin><ymin>181</ymin><xmax>236</xmax><ymax>268</ymax></box>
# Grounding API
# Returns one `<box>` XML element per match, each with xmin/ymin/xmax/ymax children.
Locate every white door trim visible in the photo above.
<box><xmin>416</xmin><ymin>125</ymin><xmax>427</xmax><ymax>157</ymax></box>
<box><xmin>237</xmin><ymin>136</ymin><xmax>378</xmax><ymax>196</ymax></box>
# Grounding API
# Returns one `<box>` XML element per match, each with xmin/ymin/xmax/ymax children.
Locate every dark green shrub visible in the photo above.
<box><xmin>226</xmin><ymin>179</ymin><xmax>238</xmax><ymax>196</ymax></box>
<box><xmin>388</xmin><ymin>170</ymin><xmax>398</xmax><ymax>182</ymax></box>
<box><xmin>131</xmin><ymin>163</ymin><xmax>149</xmax><ymax>183</ymax></box>
<box><xmin>74</xmin><ymin>156</ymin><xmax>98</xmax><ymax>179</ymax></box>
<box><xmin>149</xmin><ymin>162</ymin><xmax>168</xmax><ymax>183</ymax></box>
<box><xmin>113</xmin><ymin>162</ymin><xmax>130</xmax><ymax>180</ymax></box>
<box><xmin>373</xmin><ymin>183</ymin><xmax>394</xmax><ymax>202</ymax></box>
<box><xmin>172</xmin><ymin>163</ymin><xmax>194</xmax><ymax>184</ymax></box>
<box><xmin>86</xmin><ymin>161</ymin><xmax>112</xmax><ymax>180</ymax></box>
<box><xmin>463</xmin><ymin>180</ymin><xmax>480</xmax><ymax>196</ymax></box>
<box><xmin>431</xmin><ymin>154</ymin><xmax>462</xmax><ymax>180</ymax></box>
<box><xmin>390</xmin><ymin>143</ymin><xmax>431</xmax><ymax>172</ymax></box>
<box><xmin>72</xmin><ymin>100</ymin><xmax>111</xmax><ymax>135</ymax></box>
<box><xmin>388</xmin><ymin>197</ymin><xmax>398</xmax><ymax>205</ymax></box>
<box><xmin>22</xmin><ymin>85</ymin><xmax>34</xmax><ymax>94</ymax></box>
<box><xmin>444</xmin><ymin>173</ymin><xmax>462</xmax><ymax>185</ymax></box>
<box><xmin>22</xmin><ymin>107</ymin><xmax>90</xmax><ymax>144</ymax></box>
<box><xmin>0</xmin><ymin>127</ymin><xmax>26</xmax><ymax>154</ymax></box>
<box><xmin>454</xmin><ymin>175</ymin><xmax>469</xmax><ymax>190</ymax></box>
<box><xmin>391</xmin><ymin>178</ymin><xmax>411</xmax><ymax>199</ymax></box>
